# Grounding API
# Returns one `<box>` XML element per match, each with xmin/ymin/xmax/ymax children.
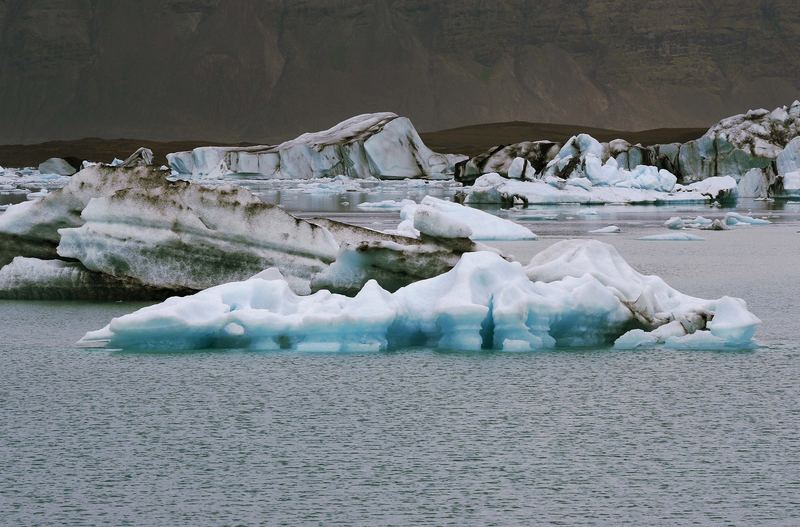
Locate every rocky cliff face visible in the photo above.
<box><xmin>1</xmin><ymin>0</ymin><xmax>798</xmax><ymax>144</ymax></box>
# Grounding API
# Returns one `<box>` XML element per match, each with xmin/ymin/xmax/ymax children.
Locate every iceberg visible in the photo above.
<box><xmin>507</xmin><ymin>156</ymin><xmax>536</xmax><ymax>180</ymax></box>
<box><xmin>589</xmin><ymin>226</ymin><xmax>621</xmax><ymax>234</ymax></box>
<box><xmin>56</xmin><ymin>180</ymin><xmax>342</xmax><ymax>294</ymax></box>
<box><xmin>664</xmin><ymin>217</ymin><xmax>684</xmax><ymax>229</ymax></box>
<box><xmin>724</xmin><ymin>212</ymin><xmax>771</xmax><ymax>226</ymax></box>
<box><xmin>356</xmin><ymin>199</ymin><xmax>415</xmax><ymax>211</ymax></box>
<box><xmin>736</xmin><ymin>168</ymin><xmax>770</xmax><ymax>198</ymax></box>
<box><xmin>0</xmin><ymin>167</ymin><xmax>72</xmax><ymax>194</ymax></box>
<box><xmin>79</xmin><ymin>240</ymin><xmax>760</xmax><ymax>352</ymax></box>
<box><xmin>675</xmin><ymin>176</ymin><xmax>738</xmax><ymax>202</ymax></box>
<box><xmin>776</xmin><ymin>136</ymin><xmax>800</xmax><ymax>176</ymax></box>
<box><xmin>0</xmin><ymin>164</ymin><xmax>169</xmax><ymax>265</ymax></box>
<box><xmin>393</xmin><ymin>196</ymin><xmax>536</xmax><ymax>241</ymax></box>
<box><xmin>38</xmin><ymin>158</ymin><xmax>79</xmax><ymax>177</ymax></box>
<box><xmin>168</xmin><ymin>113</ymin><xmax>462</xmax><ymax>180</ymax></box>
<box><xmin>464</xmin><ymin>136</ymin><xmax>738</xmax><ymax>206</ymax></box>
<box><xmin>1</xmin><ymin>162</ymin><xmax>481</xmax><ymax>299</ymax></box>
<box><xmin>55</xmin><ymin>178</ymin><xmax>481</xmax><ymax>296</ymax></box>
<box><xmin>455</xmin><ymin>142</ymin><xmax>560</xmax><ymax>185</ymax></box>
<box><xmin>662</xmin><ymin>212</ymin><xmax>770</xmax><ymax>231</ymax></box>
<box><xmin>457</xmin><ymin>102</ymin><xmax>800</xmax><ymax>189</ymax></box>
<box><xmin>638</xmin><ymin>233</ymin><xmax>704</xmax><ymax>241</ymax></box>
<box><xmin>779</xmin><ymin>171</ymin><xmax>800</xmax><ymax>198</ymax></box>
<box><xmin>466</xmin><ymin>172</ymin><xmax>712</xmax><ymax>206</ymax></box>
<box><xmin>705</xmin><ymin>102</ymin><xmax>800</xmax><ymax>159</ymax></box>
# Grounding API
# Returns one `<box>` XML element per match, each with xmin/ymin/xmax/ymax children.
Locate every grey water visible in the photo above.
<box><xmin>2</xmin><ymin>215</ymin><xmax>800</xmax><ymax>526</ymax></box>
<box><xmin>2</xmin><ymin>176</ymin><xmax>800</xmax><ymax>525</ymax></box>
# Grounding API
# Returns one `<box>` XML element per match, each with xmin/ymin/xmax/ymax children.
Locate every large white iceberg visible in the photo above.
<box><xmin>168</xmin><ymin>112</ymin><xmax>462</xmax><ymax>180</ymax></box>
<box><xmin>79</xmin><ymin>240</ymin><xmax>760</xmax><ymax>352</ymax></box>
<box><xmin>392</xmin><ymin>196</ymin><xmax>536</xmax><ymax>241</ymax></box>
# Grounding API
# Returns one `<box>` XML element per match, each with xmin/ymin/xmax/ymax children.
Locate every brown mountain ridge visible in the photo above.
<box><xmin>0</xmin><ymin>0</ymin><xmax>797</xmax><ymax>144</ymax></box>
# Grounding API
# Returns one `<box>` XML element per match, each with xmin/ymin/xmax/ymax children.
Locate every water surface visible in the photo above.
<box><xmin>2</xmin><ymin>218</ymin><xmax>799</xmax><ymax>525</ymax></box>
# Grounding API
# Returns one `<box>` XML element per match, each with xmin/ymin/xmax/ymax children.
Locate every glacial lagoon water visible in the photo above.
<box><xmin>2</xmin><ymin>191</ymin><xmax>800</xmax><ymax>525</ymax></box>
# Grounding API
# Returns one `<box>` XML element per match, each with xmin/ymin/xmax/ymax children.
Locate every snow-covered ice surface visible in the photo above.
<box><xmin>78</xmin><ymin>240</ymin><xmax>759</xmax><ymax>352</ymax></box>
<box><xmin>676</xmin><ymin>176</ymin><xmax>739</xmax><ymax>202</ymax></box>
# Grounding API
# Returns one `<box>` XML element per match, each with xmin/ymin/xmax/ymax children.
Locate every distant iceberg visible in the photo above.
<box><xmin>168</xmin><ymin>112</ymin><xmax>465</xmax><ymax>180</ymax></box>
<box><xmin>638</xmin><ymin>233</ymin><xmax>705</xmax><ymax>241</ymax></box>
<box><xmin>458</xmin><ymin>101</ymin><xmax>800</xmax><ymax>194</ymax></box>
<box><xmin>465</xmin><ymin>171</ymin><xmax>725</xmax><ymax>206</ymax></box>
<box><xmin>79</xmin><ymin>240</ymin><xmax>760</xmax><ymax>352</ymax></box>
<box><xmin>464</xmin><ymin>135</ymin><xmax>738</xmax><ymax>205</ymax></box>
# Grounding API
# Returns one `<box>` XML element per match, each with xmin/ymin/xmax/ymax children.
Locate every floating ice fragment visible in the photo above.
<box><xmin>724</xmin><ymin>212</ymin><xmax>771</xmax><ymax>226</ymax></box>
<box><xmin>394</xmin><ymin>196</ymin><xmax>536</xmax><ymax>241</ymax></box>
<box><xmin>356</xmin><ymin>199</ymin><xmax>415</xmax><ymax>210</ymax></box>
<box><xmin>664</xmin><ymin>217</ymin><xmax>684</xmax><ymax>229</ymax></box>
<box><xmin>638</xmin><ymin>233</ymin><xmax>704</xmax><ymax>241</ymax></box>
<box><xmin>589</xmin><ymin>225</ymin><xmax>621</xmax><ymax>233</ymax></box>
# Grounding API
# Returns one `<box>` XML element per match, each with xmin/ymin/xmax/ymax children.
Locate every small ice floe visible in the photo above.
<box><xmin>513</xmin><ymin>212</ymin><xmax>559</xmax><ymax>221</ymax></box>
<box><xmin>638</xmin><ymin>232</ymin><xmax>704</xmax><ymax>241</ymax></box>
<box><xmin>391</xmin><ymin>196</ymin><xmax>537</xmax><ymax>241</ymax></box>
<box><xmin>724</xmin><ymin>212</ymin><xmax>771</xmax><ymax>226</ymax></box>
<box><xmin>589</xmin><ymin>225</ymin><xmax>621</xmax><ymax>234</ymax></box>
<box><xmin>356</xmin><ymin>199</ymin><xmax>416</xmax><ymax>211</ymax></box>
<box><xmin>664</xmin><ymin>216</ymin><xmax>684</xmax><ymax>229</ymax></box>
<box><xmin>676</xmin><ymin>176</ymin><xmax>738</xmax><ymax>203</ymax></box>
<box><xmin>25</xmin><ymin>188</ymin><xmax>49</xmax><ymax>200</ymax></box>
<box><xmin>666</xmin><ymin>212</ymin><xmax>771</xmax><ymax>230</ymax></box>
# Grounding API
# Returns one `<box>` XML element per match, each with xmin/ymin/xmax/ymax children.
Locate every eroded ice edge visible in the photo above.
<box><xmin>79</xmin><ymin>240</ymin><xmax>761</xmax><ymax>352</ymax></box>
